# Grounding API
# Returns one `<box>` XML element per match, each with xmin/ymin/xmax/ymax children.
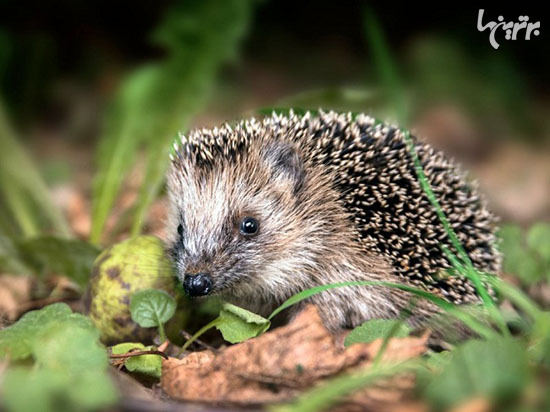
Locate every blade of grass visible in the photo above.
<box><xmin>0</xmin><ymin>173</ymin><xmax>39</xmax><ymax>238</ymax></box>
<box><xmin>372</xmin><ymin>298</ymin><xmax>418</xmax><ymax>367</ymax></box>
<box><xmin>130</xmin><ymin>142</ymin><xmax>172</xmax><ymax>237</ymax></box>
<box><xmin>179</xmin><ymin>317</ymin><xmax>222</xmax><ymax>354</ymax></box>
<box><xmin>363</xmin><ymin>7</ymin><xmax>505</xmax><ymax>333</ymax></box>
<box><xmin>363</xmin><ymin>7</ymin><xmax>474</xmax><ymax>270</ymax></box>
<box><xmin>90</xmin><ymin>65</ymin><xmax>160</xmax><ymax>244</ymax></box>
<box><xmin>268</xmin><ymin>281</ymin><xmax>496</xmax><ymax>340</ymax></box>
<box><xmin>271</xmin><ymin>359</ymin><xmax>420</xmax><ymax>412</ymax></box>
<box><xmin>363</xmin><ymin>7</ymin><xmax>408</xmax><ymax>123</ymax></box>
<box><xmin>484</xmin><ymin>275</ymin><xmax>541</xmax><ymax>320</ymax></box>
<box><xmin>0</xmin><ymin>234</ymin><xmax>31</xmax><ymax>274</ymax></box>
<box><xmin>441</xmin><ymin>244</ymin><xmax>508</xmax><ymax>335</ymax></box>
<box><xmin>0</xmin><ymin>100</ymin><xmax>71</xmax><ymax>237</ymax></box>
<box><xmin>91</xmin><ymin>1</ymin><xmax>255</xmax><ymax>243</ymax></box>
<box><xmin>0</xmin><ymin>204</ymin><xmax>20</xmax><ymax>240</ymax></box>
<box><xmin>130</xmin><ymin>1</ymin><xmax>254</xmax><ymax>236</ymax></box>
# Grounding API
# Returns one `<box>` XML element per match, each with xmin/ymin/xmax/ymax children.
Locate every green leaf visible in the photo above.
<box><xmin>2</xmin><ymin>367</ymin><xmax>70</xmax><ymax>412</ymax></box>
<box><xmin>221</xmin><ymin>302</ymin><xmax>270</xmax><ymax>326</ymax></box>
<box><xmin>125</xmin><ymin>348</ymin><xmax>163</xmax><ymax>379</ymax></box>
<box><xmin>130</xmin><ymin>289</ymin><xmax>176</xmax><ymax>328</ymax></box>
<box><xmin>111</xmin><ymin>342</ymin><xmax>146</xmax><ymax>354</ymax></box>
<box><xmin>1</xmin><ymin>304</ymin><xmax>117</xmax><ymax>412</ymax></box>
<box><xmin>215</xmin><ymin>303</ymin><xmax>270</xmax><ymax>344</ymax></box>
<box><xmin>17</xmin><ymin>236</ymin><xmax>100</xmax><ymax>287</ymax></box>
<box><xmin>4</xmin><ymin>356</ymin><xmax>116</xmax><ymax>412</ymax></box>
<box><xmin>111</xmin><ymin>342</ymin><xmax>163</xmax><ymax>379</ymax></box>
<box><xmin>345</xmin><ymin>319</ymin><xmax>412</xmax><ymax>347</ymax></box>
<box><xmin>424</xmin><ymin>337</ymin><xmax>528</xmax><ymax>409</ymax></box>
<box><xmin>181</xmin><ymin>302</ymin><xmax>270</xmax><ymax>349</ymax></box>
<box><xmin>32</xmin><ymin>321</ymin><xmax>106</xmax><ymax>373</ymax></box>
<box><xmin>0</xmin><ymin>302</ymin><xmax>72</xmax><ymax>359</ymax></box>
<box><xmin>65</xmin><ymin>370</ymin><xmax>118</xmax><ymax>410</ymax></box>
<box><xmin>181</xmin><ymin>302</ymin><xmax>270</xmax><ymax>350</ymax></box>
<box><xmin>0</xmin><ymin>303</ymin><xmax>97</xmax><ymax>360</ymax></box>
<box><xmin>3</xmin><ymin>367</ymin><xmax>117</xmax><ymax>412</ymax></box>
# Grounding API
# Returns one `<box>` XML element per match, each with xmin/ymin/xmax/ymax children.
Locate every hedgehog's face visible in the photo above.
<box><xmin>166</xmin><ymin>141</ymin><xmax>320</xmax><ymax>301</ymax></box>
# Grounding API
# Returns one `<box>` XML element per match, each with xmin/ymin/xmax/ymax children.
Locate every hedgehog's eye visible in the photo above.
<box><xmin>240</xmin><ymin>217</ymin><xmax>259</xmax><ymax>236</ymax></box>
<box><xmin>177</xmin><ymin>224</ymin><xmax>184</xmax><ymax>237</ymax></box>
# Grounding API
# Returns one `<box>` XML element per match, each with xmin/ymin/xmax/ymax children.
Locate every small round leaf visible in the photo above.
<box><xmin>130</xmin><ymin>289</ymin><xmax>176</xmax><ymax>328</ymax></box>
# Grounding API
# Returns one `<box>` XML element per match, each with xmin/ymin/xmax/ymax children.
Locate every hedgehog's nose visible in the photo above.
<box><xmin>183</xmin><ymin>273</ymin><xmax>213</xmax><ymax>297</ymax></box>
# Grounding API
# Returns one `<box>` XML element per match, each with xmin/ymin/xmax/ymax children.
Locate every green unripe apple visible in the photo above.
<box><xmin>85</xmin><ymin>236</ymin><xmax>176</xmax><ymax>344</ymax></box>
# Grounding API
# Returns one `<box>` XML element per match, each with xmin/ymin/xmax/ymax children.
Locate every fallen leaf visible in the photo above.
<box><xmin>0</xmin><ymin>275</ymin><xmax>33</xmax><ymax>322</ymax></box>
<box><xmin>162</xmin><ymin>305</ymin><xmax>428</xmax><ymax>406</ymax></box>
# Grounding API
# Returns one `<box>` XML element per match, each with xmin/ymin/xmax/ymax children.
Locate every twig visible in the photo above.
<box><xmin>110</xmin><ymin>349</ymin><xmax>169</xmax><ymax>360</ymax></box>
<box><xmin>180</xmin><ymin>330</ymin><xmax>218</xmax><ymax>353</ymax></box>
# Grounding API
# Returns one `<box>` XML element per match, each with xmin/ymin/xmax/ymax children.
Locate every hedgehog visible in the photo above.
<box><xmin>166</xmin><ymin>110</ymin><xmax>500</xmax><ymax>332</ymax></box>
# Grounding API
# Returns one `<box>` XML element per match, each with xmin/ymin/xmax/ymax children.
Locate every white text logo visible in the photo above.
<box><xmin>477</xmin><ymin>10</ymin><xmax>540</xmax><ymax>49</ymax></box>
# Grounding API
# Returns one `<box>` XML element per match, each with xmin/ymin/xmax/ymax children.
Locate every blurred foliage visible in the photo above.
<box><xmin>269</xmin><ymin>37</ymin><xmax>546</xmax><ymax>143</ymax></box>
<box><xmin>0</xmin><ymin>302</ymin><xmax>94</xmax><ymax>359</ymax></box>
<box><xmin>406</xmin><ymin>37</ymin><xmax>538</xmax><ymax>134</ymax></box>
<box><xmin>265</xmin><ymin>87</ymin><xmax>390</xmax><ymax>119</ymax></box>
<box><xmin>499</xmin><ymin>223</ymin><xmax>550</xmax><ymax>286</ymax></box>
<box><xmin>0</xmin><ymin>303</ymin><xmax>117</xmax><ymax>412</ymax></box>
<box><xmin>0</xmin><ymin>234</ymin><xmax>29</xmax><ymax>274</ymax></box>
<box><xmin>0</xmin><ymin>101</ymin><xmax>71</xmax><ymax>239</ymax></box>
<box><xmin>0</xmin><ymin>0</ymin><xmax>255</xmax><ymax>279</ymax></box>
<box><xmin>423</xmin><ymin>337</ymin><xmax>529</xmax><ymax>410</ymax></box>
<box><xmin>363</xmin><ymin>7</ymin><xmax>408</xmax><ymax>124</ymax></box>
<box><xmin>91</xmin><ymin>0</ymin><xmax>255</xmax><ymax>244</ymax></box>
<box><xmin>17</xmin><ymin>236</ymin><xmax>100</xmax><ymax>287</ymax></box>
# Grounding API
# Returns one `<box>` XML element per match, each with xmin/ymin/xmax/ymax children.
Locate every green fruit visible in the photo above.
<box><xmin>85</xmin><ymin>236</ymin><xmax>176</xmax><ymax>344</ymax></box>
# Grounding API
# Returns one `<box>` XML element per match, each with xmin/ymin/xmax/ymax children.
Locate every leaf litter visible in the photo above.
<box><xmin>162</xmin><ymin>305</ymin><xmax>428</xmax><ymax>407</ymax></box>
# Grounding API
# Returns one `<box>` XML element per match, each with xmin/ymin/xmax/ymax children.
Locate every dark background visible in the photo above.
<box><xmin>0</xmin><ymin>1</ymin><xmax>548</xmax><ymax>235</ymax></box>
<box><xmin>1</xmin><ymin>2</ymin><xmax>547</xmax><ymax>128</ymax></box>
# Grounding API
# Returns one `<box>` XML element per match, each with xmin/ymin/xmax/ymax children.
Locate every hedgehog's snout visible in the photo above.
<box><xmin>183</xmin><ymin>273</ymin><xmax>213</xmax><ymax>297</ymax></box>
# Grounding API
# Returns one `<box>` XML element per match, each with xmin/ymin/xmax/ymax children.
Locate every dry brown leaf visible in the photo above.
<box><xmin>162</xmin><ymin>305</ymin><xmax>428</xmax><ymax>406</ymax></box>
<box><xmin>0</xmin><ymin>275</ymin><xmax>33</xmax><ymax>323</ymax></box>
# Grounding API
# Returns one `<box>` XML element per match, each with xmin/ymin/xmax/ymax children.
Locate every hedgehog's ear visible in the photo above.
<box><xmin>262</xmin><ymin>142</ymin><xmax>305</xmax><ymax>193</ymax></box>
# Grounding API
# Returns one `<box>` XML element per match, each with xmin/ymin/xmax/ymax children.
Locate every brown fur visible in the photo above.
<box><xmin>165</xmin><ymin>111</ymin><xmax>499</xmax><ymax>333</ymax></box>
